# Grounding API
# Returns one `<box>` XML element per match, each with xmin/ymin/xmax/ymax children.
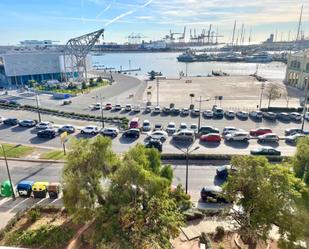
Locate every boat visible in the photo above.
<box><xmin>177</xmin><ymin>50</ymin><xmax>197</xmax><ymax>62</ymax></box>
<box><xmin>245</xmin><ymin>52</ymin><xmax>272</xmax><ymax>63</ymax></box>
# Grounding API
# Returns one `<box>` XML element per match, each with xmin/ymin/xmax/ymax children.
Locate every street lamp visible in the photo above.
<box><xmin>35</xmin><ymin>93</ymin><xmax>41</xmax><ymax>122</ymax></box>
<box><xmin>174</xmin><ymin>143</ymin><xmax>200</xmax><ymax>194</ymax></box>
<box><xmin>0</xmin><ymin>144</ymin><xmax>16</xmax><ymax>200</ymax></box>
<box><xmin>95</xmin><ymin>94</ymin><xmax>105</xmax><ymax>129</ymax></box>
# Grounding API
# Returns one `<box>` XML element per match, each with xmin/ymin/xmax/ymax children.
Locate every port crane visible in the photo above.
<box><xmin>64</xmin><ymin>28</ymin><xmax>105</xmax><ymax>82</ymax></box>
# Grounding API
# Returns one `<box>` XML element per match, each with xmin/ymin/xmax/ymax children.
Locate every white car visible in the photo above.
<box><xmin>222</xmin><ymin>127</ymin><xmax>244</xmax><ymax>138</ymax></box>
<box><xmin>0</xmin><ymin>116</ymin><xmax>4</xmax><ymax>122</ymax></box>
<box><xmin>114</xmin><ymin>104</ymin><xmax>122</xmax><ymax>111</ymax></box>
<box><xmin>133</xmin><ymin>105</ymin><xmax>141</xmax><ymax>112</ymax></box>
<box><xmin>305</xmin><ymin>112</ymin><xmax>309</xmax><ymax>121</ymax></box>
<box><xmin>181</xmin><ymin>108</ymin><xmax>189</xmax><ymax>116</ymax></box>
<box><xmin>142</xmin><ymin>120</ymin><xmax>152</xmax><ymax>131</ymax></box>
<box><xmin>148</xmin><ymin>130</ymin><xmax>168</xmax><ymax>141</ymax></box>
<box><xmin>172</xmin><ymin>130</ymin><xmax>195</xmax><ymax>142</ymax></box>
<box><xmin>225</xmin><ymin>131</ymin><xmax>250</xmax><ymax>142</ymax></box>
<box><xmin>289</xmin><ymin>112</ymin><xmax>302</xmax><ymax>121</ymax></box>
<box><xmin>36</xmin><ymin>121</ymin><xmax>52</xmax><ymax>130</ymax></box>
<box><xmin>285</xmin><ymin>128</ymin><xmax>303</xmax><ymax>136</ymax></box>
<box><xmin>258</xmin><ymin>133</ymin><xmax>279</xmax><ymax>143</ymax></box>
<box><xmin>145</xmin><ymin>106</ymin><xmax>152</xmax><ymax>113</ymax></box>
<box><xmin>81</xmin><ymin>125</ymin><xmax>100</xmax><ymax>135</ymax></box>
<box><xmin>203</xmin><ymin>110</ymin><xmax>214</xmax><ymax>118</ymax></box>
<box><xmin>166</xmin><ymin>122</ymin><xmax>176</xmax><ymax>134</ymax></box>
<box><xmin>153</xmin><ymin>106</ymin><xmax>161</xmax><ymax>114</ymax></box>
<box><xmin>224</xmin><ymin>110</ymin><xmax>235</xmax><ymax>118</ymax></box>
<box><xmin>125</xmin><ymin>104</ymin><xmax>132</xmax><ymax>111</ymax></box>
<box><xmin>179</xmin><ymin>123</ymin><xmax>188</xmax><ymax>130</ymax></box>
<box><xmin>100</xmin><ymin>127</ymin><xmax>119</xmax><ymax>137</ymax></box>
<box><xmin>285</xmin><ymin>133</ymin><xmax>306</xmax><ymax>143</ymax></box>
<box><xmin>236</xmin><ymin>111</ymin><xmax>249</xmax><ymax>119</ymax></box>
<box><xmin>93</xmin><ymin>103</ymin><xmax>101</xmax><ymax>109</ymax></box>
<box><xmin>250</xmin><ymin>111</ymin><xmax>263</xmax><ymax>119</ymax></box>
<box><xmin>190</xmin><ymin>124</ymin><xmax>198</xmax><ymax>133</ymax></box>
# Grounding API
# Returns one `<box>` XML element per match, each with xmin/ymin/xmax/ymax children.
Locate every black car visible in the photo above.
<box><xmin>250</xmin><ymin>147</ymin><xmax>281</xmax><ymax>156</ymax></box>
<box><xmin>145</xmin><ymin>138</ymin><xmax>162</xmax><ymax>152</ymax></box>
<box><xmin>122</xmin><ymin>128</ymin><xmax>140</xmax><ymax>139</ymax></box>
<box><xmin>216</xmin><ymin>165</ymin><xmax>237</xmax><ymax>180</ymax></box>
<box><xmin>3</xmin><ymin>118</ymin><xmax>19</xmax><ymax>126</ymax></box>
<box><xmin>277</xmin><ymin>112</ymin><xmax>290</xmax><ymax>121</ymax></box>
<box><xmin>171</xmin><ymin>108</ymin><xmax>180</xmax><ymax>115</ymax></box>
<box><xmin>199</xmin><ymin>126</ymin><xmax>220</xmax><ymax>135</ymax></box>
<box><xmin>262</xmin><ymin>112</ymin><xmax>277</xmax><ymax>120</ymax></box>
<box><xmin>19</xmin><ymin>119</ymin><xmax>37</xmax><ymax>127</ymax></box>
<box><xmin>37</xmin><ymin>129</ymin><xmax>56</xmax><ymax>139</ymax></box>
<box><xmin>200</xmin><ymin>186</ymin><xmax>228</xmax><ymax>203</ymax></box>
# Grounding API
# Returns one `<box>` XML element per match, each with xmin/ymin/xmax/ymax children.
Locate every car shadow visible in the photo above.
<box><xmin>224</xmin><ymin>140</ymin><xmax>249</xmax><ymax>149</ymax></box>
<box><xmin>249</xmin><ymin>117</ymin><xmax>262</xmax><ymax>123</ymax></box>
<box><xmin>0</xmin><ymin>124</ymin><xmax>10</xmax><ymax>130</ymax></box>
<box><xmin>30</xmin><ymin>128</ymin><xmax>39</xmax><ymax>134</ymax></box>
<box><xmin>119</xmin><ymin>136</ymin><xmax>138</xmax><ymax>144</ymax></box>
<box><xmin>257</xmin><ymin>140</ymin><xmax>279</xmax><ymax>147</ymax></box>
<box><xmin>214</xmin><ymin>175</ymin><xmax>226</xmax><ymax>186</ymax></box>
<box><xmin>224</xmin><ymin>116</ymin><xmax>235</xmax><ymax>120</ymax></box>
<box><xmin>11</xmin><ymin>126</ymin><xmax>30</xmax><ymax>132</ymax></box>
<box><xmin>74</xmin><ymin>133</ymin><xmax>97</xmax><ymax>139</ymax></box>
<box><xmin>29</xmin><ymin>136</ymin><xmax>55</xmax><ymax>144</ymax></box>
<box><xmin>277</xmin><ymin>118</ymin><xmax>290</xmax><ymax>124</ymax></box>
<box><xmin>199</xmin><ymin>140</ymin><xmax>221</xmax><ymax>148</ymax></box>
<box><xmin>169</xmin><ymin>139</ymin><xmax>194</xmax><ymax>149</ymax></box>
<box><xmin>213</xmin><ymin>116</ymin><xmax>224</xmax><ymax>120</ymax></box>
<box><xmin>236</xmin><ymin>116</ymin><xmax>248</xmax><ymax>121</ymax></box>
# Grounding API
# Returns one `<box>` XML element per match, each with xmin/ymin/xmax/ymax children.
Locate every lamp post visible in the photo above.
<box><xmin>259</xmin><ymin>83</ymin><xmax>265</xmax><ymax>110</ymax></box>
<box><xmin>195</xmin><ymin>96</ymin><xmax>210</xmax><ymax>132</ymax></box>
<box><xmin>301</xmin><ymin>83</ymin><xmax>309</xmax><ymax>132</ymax></box>
<box><xmin>0</xmin><ymin>144</ymin><xmax>16</xmax><ymax>200</ymax></box>
<box><xmin>174</xmin><ymin>143</ymin><xmax>200</xmax><ymax>194</ymax></box>
<box><xmin>35</xmin><ymin>93</ymin><xmax>41</xmax><ymax>122</ymax></box>
<box><xmin>98</xmin><ymin>94</ymin><xmax>105</xmax><ymax>129</ymax></box>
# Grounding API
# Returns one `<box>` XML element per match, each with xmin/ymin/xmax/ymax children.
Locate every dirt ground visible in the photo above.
<box><xmin>143</xmin><ymin>76</ymin><xmax>303</xmax><ymax>110</ymax></box>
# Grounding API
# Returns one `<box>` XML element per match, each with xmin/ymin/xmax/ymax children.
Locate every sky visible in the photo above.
<box><xmin>0</xmin><ymin>0</ymin><xmax>308</xmax><ymax>45</ymax></box>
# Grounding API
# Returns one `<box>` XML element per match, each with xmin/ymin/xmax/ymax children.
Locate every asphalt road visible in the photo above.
<box><xmin>0</xmin><ymin>160</ymin><xmax>221</xmax><ymax>203</ymax></box>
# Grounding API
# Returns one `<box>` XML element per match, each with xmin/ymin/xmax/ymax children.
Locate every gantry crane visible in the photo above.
<box><xmin>64</xmin><ymin>28</ymin><xmax>104</xmax><ymax>82</ymax></box>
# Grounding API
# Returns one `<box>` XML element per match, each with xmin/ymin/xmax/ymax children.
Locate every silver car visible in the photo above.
<box><xmin>258</xmin><ymin>133</ymin><xmax>279</xmax><ymax>143</ymax></box>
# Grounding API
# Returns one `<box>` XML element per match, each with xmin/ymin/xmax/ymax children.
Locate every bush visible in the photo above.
<box><xmin>214</xmin><ymin>226</ymin><xmax>225</xmax><ymax>241</ymax></box>
<box><xmin>200</xmin><ymin>232</ymin><xmax>212</xmax><ymax>249</ymax></box>
<box><xmin>27</xmin><ymin>209</ymin><xmax>41</xmax><ymax>222</ymax></box>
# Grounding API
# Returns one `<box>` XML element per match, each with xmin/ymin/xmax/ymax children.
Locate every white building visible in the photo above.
<box><xmin>285</xmin><ymin>50</ymin><xmax>309</xmax><ymax>90</ymax></box>
<box><xmin>0</xmin><ymin>51</ymin><xmax>92</xmax><ymax>86</ymax></box>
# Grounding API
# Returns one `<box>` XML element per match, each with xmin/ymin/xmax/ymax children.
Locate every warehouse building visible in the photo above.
<box><xmin>0</xmin><ymin>51</ymin><xmax>92</xmax><ymax>86</ymax></box>
<box><xmin>285</xmin><ymin>50</ymin><xmax>309</xmax><ymax>90</ymax></box>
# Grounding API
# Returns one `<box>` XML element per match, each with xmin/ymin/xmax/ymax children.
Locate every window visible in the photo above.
<box><xmin>306</xmin><ymin>63</ymin><xmax>309</xmax><ymax>71</ymax></box>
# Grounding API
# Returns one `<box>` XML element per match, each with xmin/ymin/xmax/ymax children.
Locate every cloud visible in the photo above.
<box><xmin>136</xmin><ymin>15</ymin><xmax>154</xmax><ymax>20</ymax></box>
<box><xmin>96</xmin><ymin>3</ymin><xmax>113</xmax><ymax>18</ymax></box>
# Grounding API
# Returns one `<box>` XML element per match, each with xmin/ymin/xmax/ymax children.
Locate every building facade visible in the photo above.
<box><xmin>285</xmin><ymin>50</ymin><xmax>309</xmax><ymax>90</ymax></box>
<box><xmin>0</xmin><ymin>52</ymin><xmax>92</xmax><ymax>86</ymax></box>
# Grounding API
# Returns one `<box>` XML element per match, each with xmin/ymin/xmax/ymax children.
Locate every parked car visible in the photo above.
<box><xmin>93</xmin><ymin>103</ymin><xmax>101</xmax><ymax>109</ymax></box>
<box><xmin>200</xmin><ymin>186</ymin><xmax>228</xmax><ymax>203</ymax></box>
<box><xmin>222</xmin><ymin>127</ymin><xmax>243</xmax><ymax>137</ymax></box>
<box><xmin>191</xmin><ymin>109</ymin><xmax>200</xmax><ymax>116</ymax></box>
<box><xmin>105</xmin><ymin>103</ymin><xmax>112</xmax><ymax>110</ymax></box>
<box><xmin>249</xmin><ymin>111</ymin><xmax>263</xmax><ymax>120</ymax></box>
<box><xmin>166</xmin><ymin>122</ymin><xmax>176</xmax><ymax>134</ymax></box>
<box><xmin>154</xmin><ymin>123</ymin><xmax>163</xmax><ymax>131</ymax></box>
<box><xmin>37</xmin><ymin>129</ymin><xmax>56</xmax><ymax>139</ymax></box>
<box><xmin>250</xmin><ymin>147</ymin><xmax>281</xmax><ymax>156</ymax></box>
<box><xmin>145</xmin><ymin>138</ymin><xmax>162</xmax><ymax>152</ymax></box>
<box><xmin>101</xmin><ymin>127</ymin><xmax>119</xmax><ymax>137</ymax></box>
<box><xmin>81</xmin><ymin>125</ymin><xmax>100</xmax><ymax>135</ymax></box>
<box><xmin>213</xmin><ymin>106</ymin><xmax>224</xmax><ymax>117</ymax></box>
<box><xmin>163</xmin><ymin>106</ymin><xmax>170</xmax><ymax>114</ymax></box>
<box><xmin>18</xmin><ymin>119</ymin><xmax>37</xmax><ymax>127</ymax></box>
<box><xmin>125</xmin><ymin>104</ymin><xmax>132</xmax><ymax>111</ymax></box>
<box><xmin>258</xmin><ymin>133</ymin><xmax>279</xmax><ymax>143</ymax></box>
<box><xmin>0</xmin><ymin>116</ymin><xmax>4</xmax><ymax>123</ymax></box>
<box><xmin>145</xmin><ymin>106</ymin><xmax>152</xmax><ymax>113</ymax></box>
<box><xmin>277</xmin><ymin>112</ymin><xmax>290</xmax><ymax>121</ymax></box>
<box><xmin>199</xmin><ymin>126</ymin><xmax>220</xmax><ymax>135</ymax></box>
<box><xmin>190</xmin><ymin>124</ymin><xmax>198</xmax><ymax>133</ymax></box>
<box><xmin>285</xmin><ymin>128</ymin><xmax>303</xmax><ymax>136</ymax></box>
<box><xmin>263</xmin><ymin>112</ymin><xmax>277</xmax><ymax>120</ymax></box>
<box><xmin>133</xmin><ymin>105</ymin><xmax>141</xmax><ymax>112</ymax></box>
<box><xmin>236</xmin><ymin>111</ymin><xmax>249</xmax><ymax>119</ymax></box>
<box><xmin>225</xmin><ymin>131</ymin><xmax>250</xmax><ymax>142</ymax></box>
<box><xmin>3</xmin><ymin>118</ymin><xmax>19</xmax><ymax>126</ymax></box>
<box><xmin>289</xmin><ymin>112</ymin><xmax>302</xmax><ymax>121</ymax></box>
<box><xmin>250</xmin><ymin>128</ymin><xmax>272</xmax><ymax>136</ymax></box>
<box><xmin>305</xmin><ymin>112</ymin><xmax>309</xmax><ymax>121</ymax></box>
<box><xmin>216</xmin><ymin>165</ymin><xmax>236</xmax><ymax>180</ymax></box>
<box><xmin>171</xmin><ymin>108</ymin><xmax>180</xmax><ymax>115</ymax></box>
<box><xmin>58</xmin><ymin>124</ymin><xmax>75</xmax><ymax>134</ymax></box>
<box><xmin>148</xmin><ymin>130</ymin><xmax>168</xmax><ymax>141</ymax></box>
<box><xmin>36</xmin><ymin>121</ymin><xmax>52</xmax><ymax>130</ymax></box>
<box><xmin>129</xmin><ymin>117</ymin><xmax>140</xmax><ymax>129</ymax></box>
<box><xmin>153</xmin><ymin>106</ymin><xmax>161</xmax><ymax>114</ymax></box>
<box><xmin>122</xmin><ymin>128</ymin><xmax>140</xmax><ymax>139</ymax></box>
<box><xmin>179</xmin><ymin>123</ymin><xmax>188</xmax><ymax>130</ymax></box>
<box><xmin>285</xmin><ymin>133</ymin><xmax>306</xmax><ymax>144</ymax></box>
<box><xmin>200</xmin><ymin>133</ymin><xmax>221</xmax><ymax>142</ymax></box>
<box><xmin>142</xmin><ymin>120</ymin><xmax>152</xmax><ymax>131</ymax></box>
<box><xmin>224</xmin><ymin>110</ymin><xmax>235</xmax><ymax>118</ymax></box>
<box><xmin>181</xmin><ymin>108</ymin><xmax>190</xmax><ymax>116</ymax></box>
<box><xmin>172</xmin><ymin>130</ymin><xmax>195</xmax><ymax>142</ymax></box>
<box><xmin>114</xmin><ymin>104</ymin><xmax>122</xmax><ymax>111</ymax></box>
<box><xmin>203</xmin><ymin>110</ymin><xmax>214</xmax><ymax>118</ymax></box>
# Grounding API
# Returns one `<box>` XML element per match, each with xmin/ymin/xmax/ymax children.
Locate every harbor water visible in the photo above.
<box><xmin>93</xmin><ymin>52</ymin><xmax>286</xmax><ymax>79</ymax></box>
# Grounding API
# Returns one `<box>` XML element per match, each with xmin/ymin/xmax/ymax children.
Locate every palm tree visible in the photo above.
<box><xmin>189</xmin><ymin>93</ymin><xmax>195</xmax><ymax>104</ymax></box>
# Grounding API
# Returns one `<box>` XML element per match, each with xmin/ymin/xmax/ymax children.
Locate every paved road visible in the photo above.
<box><xmin>0</xmin><ymin>160</ymin><xmax>220</xmax><ymax>203</ymax></box>
<box><xmin>0</xmin><ymin>108</ymin><xmax>304</xmax><ymax>156</ymax></box>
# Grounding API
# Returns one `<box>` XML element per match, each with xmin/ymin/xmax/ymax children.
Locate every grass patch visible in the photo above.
<box><xmin>0</xmin><ymin>144</ymin><xmax>34</xmax><ymax>158</ymax></box>
<box><xmin>40</xmin><ymin>150</ymin><xmax>66</xmax><ymax>160</ymax></box>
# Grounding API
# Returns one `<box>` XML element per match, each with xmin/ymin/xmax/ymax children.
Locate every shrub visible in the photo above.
<box><xmin>218</xmin><ymin>243</ymin><xmax>225</xmax><ymax>249</ymax></box>
<box><xmin>214</xmin><ymin>226</ymin><xmax>225</xmax><ymax>241</ymax></box>
<box><xmin>27</xmin><ymin>209</ymin><xmax>41</xmax><ymax>222</ymax></box>
<box><xmin>200</xmin><ymin>232</ymin><xmax>212</xmax><ymax>249</ymax></box>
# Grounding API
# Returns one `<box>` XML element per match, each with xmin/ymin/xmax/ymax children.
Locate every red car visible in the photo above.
<box><xmin>250</xmin><ymin>128</ymin><xmax>272</xmax><ymax>136</ymax></box>
<box><xmin>105</xmin><ymin>103</ymin><xmax>112</xmax><ymax>110</ymax></box>
<box><xmin>200</xmin><ymin>133</ymin><xmax>221</xmax><ymax>142</ymax></box>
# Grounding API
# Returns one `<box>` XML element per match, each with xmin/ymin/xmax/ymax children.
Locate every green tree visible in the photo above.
<box><xmin>189</xmin><ymin>93</ymin><xmax>195</xmax><ymax>104</ymax></box>
<box><xmin>160</xmin><ymin>165</ymin><xmax>173</xmax><ymax>183</ymax></box>
<box><xmin>62</xmin><ymin>139</ymin><xmax>185</xmax><ymax>249</ymax></box>
<box><xmin>81</xmin><ymin>82</ymin><xmax>87</xmax><ymax>90</ymax></box>
<box><xmin>223</xmin><ymin>156</ymin><xmax>307</xmax><ymax>249</ymax></box>
<box><xmin>265</xmin><ymin>83</ymin><xmax>281</xmax><ymax>108</ymax></box>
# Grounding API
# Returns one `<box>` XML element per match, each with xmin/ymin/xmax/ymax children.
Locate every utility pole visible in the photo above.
<box><xmin>1</xmin><ymin>144</ymin><xmax>16</xmax><ymax>201</ymax></box>
<box><xmin>99</xmin><ymin>94</ymin><xmax>105</xmax><ymax>129</ymax></box>
<box><xmin>259</xmin><ymin>83</ymin><xmax>265</xmax><ymax>110</ymax></box>
<box><xmin>35</xmin><ymin>93</ymin><xmax>41</xmax><ymax>122</ymax></box>
<box><xmin>196</xmin><ymin>96</ymin><xmax>210</xmax><ymax>132</ymax></box>
<box><xmin>156</xmin><ymin>77</ymin><xmax>159</xmax><ymax>106</ymax></box>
